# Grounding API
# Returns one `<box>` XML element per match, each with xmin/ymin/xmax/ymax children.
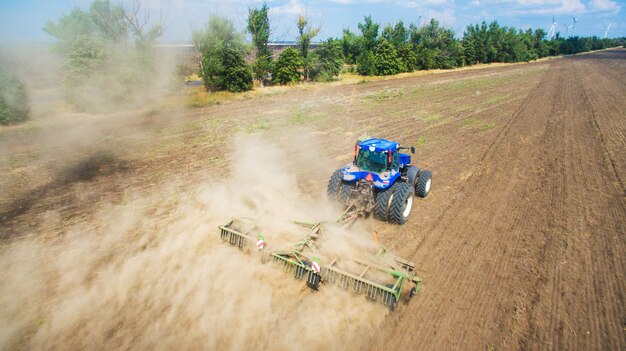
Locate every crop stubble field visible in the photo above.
<box><xmin>0</xmin><ymin>49</ymin><xmax>624</xmax><ymax>350</ymax></box>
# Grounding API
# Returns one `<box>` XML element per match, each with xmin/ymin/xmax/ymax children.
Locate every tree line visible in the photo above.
<box><xmin>3</xmin><ymin>0</ymin><xmax>623</xmax><ymax>123</ymax></box>
<box><xmin>195</xmin><ymin>5</ymin><xmax>623</xmax><ymax>93</ymax></box>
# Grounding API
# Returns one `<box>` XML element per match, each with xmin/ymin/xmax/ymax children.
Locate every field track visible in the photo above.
<box><xmin>1</xmin><ymin>49</ymin><xmax>624</xmax><ymax>350</ymax></box>
<box><xmin>371</xmin><ymin>49</ymin><xmax>626</xmax><ymax>350</ymax></box>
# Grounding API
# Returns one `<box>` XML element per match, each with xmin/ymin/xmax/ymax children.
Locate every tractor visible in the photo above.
<box><xmin>328</xmin><ymin>138</ymin><xmax>432</xmax><ymax>224</ymax></box>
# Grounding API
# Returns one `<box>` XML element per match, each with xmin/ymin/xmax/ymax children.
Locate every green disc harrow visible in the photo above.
<box><xmin>219</xmin><ymin>218</ymin><xmax>422</xmax><ymax>311</ymax></box>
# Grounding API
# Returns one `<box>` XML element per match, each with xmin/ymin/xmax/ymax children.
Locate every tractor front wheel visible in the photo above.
<box><xmin>389</xmin><ymin>182</ymin><xmax>414</xmax><ymax>225</ymax></box>
<box><xmin>415</xmin><ymin>170</ymin><xmax>432</xmax><ymax>198</ymax></box>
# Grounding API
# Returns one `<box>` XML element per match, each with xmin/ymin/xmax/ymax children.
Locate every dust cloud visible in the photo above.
<box><xmin>0</xmin><ymin>136</ymin><xmax>389</xmax><ymax>351</ymax></box>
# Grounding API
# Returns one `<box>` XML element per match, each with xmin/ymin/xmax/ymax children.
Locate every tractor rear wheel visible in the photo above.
<box><xmin>340</xmin><ymin>182</ymin><xmax>354</xmax><ymax>205</ymax></box>
<box><xmin>327</xmin><ymin>169</ymin><xmax>343</xmax><ymax>201</ymax></box>
<box><xmin>374</xmin><ymin>183</ymin><xmax>397</xmax><ymax>220</ymax></box>
<box><xmin>415</xmin><ymin>170</ymin><xmax>432</xmax><ymax>198</ymax></box>
<box><xmin>389</xmin><ymin>182</ymin><xmax>414</xmax><ymax>224</ymax></box>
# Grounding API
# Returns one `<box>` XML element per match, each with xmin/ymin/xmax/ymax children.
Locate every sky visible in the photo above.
<box><xmin>0</xmin><ymin>0</ymin><xmax>623</xmax><ymax>43</ymax></box>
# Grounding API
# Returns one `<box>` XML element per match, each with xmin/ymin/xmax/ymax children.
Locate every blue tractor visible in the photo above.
<box><xmin>328</xmin><ymin>138</ymin><xmax>432</xmax><ymax>225</ymax></box>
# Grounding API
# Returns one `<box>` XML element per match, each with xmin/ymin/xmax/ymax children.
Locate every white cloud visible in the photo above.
<box><xmin>402</xmin><ymin>0</ymin><xmax>449</xmax><ymax>7</ymax></box>
<box><xmin>589</xmin><ymin>0</ymin><xmax>621</xmax><ymax>13</ymax></box>
<box><xmin>510</xmin><ymin>0</ymin><xmax>586</xmax><ymax>14</ymax></box>
<box><xmin>328</xmin><ymin>0</ymin><xmax>385</xmax><ymax>4</ymax></box>
<box><xmin>423</xmin><ymin>8</ymin><xmax>456</xmax><ymax>26</ymax></box>
<box><xmin>269</xmin><ymin>0</ymin><xmax>306</xmax><ymax>15</ymax></box>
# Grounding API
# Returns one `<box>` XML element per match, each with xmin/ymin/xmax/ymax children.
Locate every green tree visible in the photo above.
<box><xmin>193</xmin><ymin>16</ymin><xmax>251</xmax><ymax>92</ymax></box>
<box><xmin>297</xmin><ymin>15</ymin><xmax>320</xmax><ymax>81</ymax></box>
<box><xmin>273</xmin><ymin>48</ymin><xmax>302</xmax><ymax>84</ymax></box>
<box><xmin>397</xmin><ymin>43</ymin><xmax>417</xmax><ymax>72</ymax></box>
<box><xmin>341</xmin><ymin>29</ymin><xmax>360</xmax><ymax>64</ymax></box>
<box><xmin>309</xmin><ymin>38</ymin><xmax>344</xmax><ymax>81</ymax></box>
<box><xmin>0</xmin><ymin>65</ymin><xmax>29</xmax><ymax>125</ymax></box>
<box><xmin>247</xmin><ymin>2</ymin><xmax>271</xmax><ymax>85</ymax></box>
<box><xmin>358</xmin><ymin>15</ymin><xmax>379</xmax><ymax>52</ymax></box>
<box><xmin>356</xmin><ymin>51</ymin><xmax>376</xmax><ymax>76</ymax></box>
<box><xmin>382</xmin><ymin>21</ymin><xmax>408</xmax><ymax>47</ymax></box>
<box><xmin>373</xmin><ymin>40</ymin><xmax>401</xmax><ymax>75</ymax></box>
<box><xmin>43</xmin><ymin>0</ymin><xmax>163</xmax><ymax>111</ymax></box>
<box><xmin>219</xmin><ymin>46</ymin><xmax>253</xmax><ymax>92</ymax></box>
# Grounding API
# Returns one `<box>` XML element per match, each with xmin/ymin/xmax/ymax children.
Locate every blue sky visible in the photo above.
<box><xmin>0</xmin><ymin>0</ymin><xmax>623</xmax><ymax>42</ymax></box>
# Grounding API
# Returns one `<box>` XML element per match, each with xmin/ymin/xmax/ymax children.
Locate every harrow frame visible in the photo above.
<box><xmin>219</xmin><ymin>218</ymin><xmax>422</xmax><ymax>311</ymax></box>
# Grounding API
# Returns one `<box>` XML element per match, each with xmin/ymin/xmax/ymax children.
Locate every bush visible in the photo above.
<box><xmin>397</xmin><ymin>43</ymin><xmax>417</xmax><ymax>72</ymax></box>
<box><xmin>219</xmin><ymin>46</ymin><xmax>253</xmax><ymax>92</ymax></box>
<box><xmin>273</xmin><ymin>48</ymin><xmax>302</xmax><ymax>85</ymax></box>
<box><xmin>44</xmin><ymin>0</ymin><xmax>163</xmax><ymax>111</ymax></box>
<box><xmin>356</xmin><ymin>51</ymin><xmax>376</xmax><ymax>76</ymax></box>
<box><xmin>194</xmin><ymin>16</ymin><xmax>252</xmax><ymax>93</ymax></box>
<box><xmin>373</xmin><ymin>40</ymin><xmax>401</xmax><ymax>75</ymax></box>
<box><xmin>0</xmin><ymin>66</ymin><xmax>29</xmax><ymax>125</ymax></box>
<box><xmin>309</xmin><ymin>39</ymin><xmax>344</xmax><ymax>82</ymax></box>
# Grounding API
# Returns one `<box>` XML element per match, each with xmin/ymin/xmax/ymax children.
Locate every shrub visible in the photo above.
<box><xmin>373</xmin><ymin>40</ymin><xmax>401</xmax><ymax>75</ymax></box>
<box><xmin>356</xmin><ymin>51</ymin><xmax>376</xmax><ymax>76</ymax></box>
<box><xmin>0</xmin><ymin>66</ymin><xmax>29</xmax><ymax>125</ymax></box>
<box><xmin>309</xmin><ymin>39</ymin><xmax>344</xmax><ymax>82</ymax></box>
<box><xmin>273</xmin><ymin>48</ymin><xmax>302</xmax><ymax>85</ymax></box>
<box><xmin>219</xmin><ymin>46</ymin><xmax>253</xmax><ymax>92</ymax></box>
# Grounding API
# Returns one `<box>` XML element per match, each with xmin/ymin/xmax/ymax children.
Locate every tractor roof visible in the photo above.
<box><xmin>358</xmin><ymin>138</ymin><xmax>399</xmax><ymax>152</ymax></box>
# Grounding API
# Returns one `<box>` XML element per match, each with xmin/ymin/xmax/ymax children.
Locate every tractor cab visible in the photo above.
<box><xmin>341</xmin><ymin>138</ymin><xmax>414</xmax><ymax>189</ymax></box>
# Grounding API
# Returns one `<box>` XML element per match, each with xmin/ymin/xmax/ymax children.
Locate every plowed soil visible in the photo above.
<box><xmin>1</xmin><ymin>49</ymin><xmax>624</xmax><ymax>350</ymax></box>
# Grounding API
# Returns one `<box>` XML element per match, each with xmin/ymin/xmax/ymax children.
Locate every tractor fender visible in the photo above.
<box><xmin>406</xmin><ymin>166</ymin><xmax>420</xmax><ymax>186</ymax></box>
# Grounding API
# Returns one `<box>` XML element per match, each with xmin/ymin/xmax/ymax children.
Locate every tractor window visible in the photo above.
<box><xmin>392</xmin><ymin>151</ymin><xmax>399</xmax><ymax>169</ymax></box>
<box><xmin>357</xmin><ymin>149</ymin><xmax>387</xmax><ymax>173</ymax></box>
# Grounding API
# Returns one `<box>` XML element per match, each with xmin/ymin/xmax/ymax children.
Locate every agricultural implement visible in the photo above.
<box><xmin>219</xmin><ymin>218</ymin><xmax>422</xmax><ymax>311</ymax></box>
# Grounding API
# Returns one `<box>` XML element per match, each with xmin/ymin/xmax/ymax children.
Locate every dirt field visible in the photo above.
<box><xmin>1</xmin><ymin>49</ymin><xmax>624</xmax><ymax>350</ymax></box>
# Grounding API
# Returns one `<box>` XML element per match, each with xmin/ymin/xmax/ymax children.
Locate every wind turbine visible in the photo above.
<box><xmin>571</xmin><ymin>17</ymin><xmax>579</xmax><ymax>37</ymax></box>
<box><xmin>604</xmin><ymin>23</ymin><xmax>612</xmax><ymax>38</ymax></box>
<box><xmin>548</xmin><ymin>16</ymin><xmax>557</xmax><ymax>39</ymax></box>
<box><xmin>563</xmin><ymin>23</ymin><xmax>572</xmax><ymax>37</ymax></box>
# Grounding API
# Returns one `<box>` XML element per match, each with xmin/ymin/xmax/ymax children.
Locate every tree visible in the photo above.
<box><xmin>43</xmin><ymin>0</ymin><xmax>163</xmax><ymax>111</ymax></box>
<box><xmin>356</xmin><ymin>15</ymin><xmax>380</xmax><ymax>75</ymax></box>
<box><xmin>397</xmin><ymin>43</ymin><xmax>417</xmax><ymax>72</ymax></box>
<box><xmin>358</xmin><ymin>15</ymin><xmax>379</xmax><ymax>52</ymax></box>
<box><xmin>373</xmin><ymin>40</ymin><xmax>401</xmax><ymax>75</ymax></box>
<box><xmin>341</xmin><ymin>29</ymin><xmax>360</xmax><ymax>64</ymax></box>
<box><xmin>309</xmin><ymin>38</ymin><xmax>344</xmax><ymax>81</ymax></box>
<box><xmin>193</xmin><ymin>16</ymin><xmax>252</xmax><ymax>92</ymax></box>
<box><xmin>219</xmin><ymin>46</ymin><xmax>253</xmax><ymax>92</ymax></box>
<box><xmin>297</xmin><ymin>15</ymin><xmax>319</xmax><ymax>81</ymax></box>
<box><xmin>273</xmin><ymin>48</ymin><xmax>302</xmax><ymax>84</ymax></box>
<box><xmin>247</xmin><ymin>2</ymin><xmax>271</xmax><ymax>85</ymax></box>
<box><xmin>356</xmin><ymin>51</ymin><xmax>376</xmax><ymax>76</ymax></box>
<box><xmin>0</xmin><ymin>65</ymin><xmax>29</xmax><ymax>125</ymax></box>
<box><xmin>382</xmin><ymin>21</ymin><xmax>408</xmax><ymax>47</ymax></box>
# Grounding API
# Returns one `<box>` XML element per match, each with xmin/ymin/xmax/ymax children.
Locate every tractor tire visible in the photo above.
<box><xmin>406</xmin><ymin>165</ymin><xmax>419</xmax><ymax>187</ymax></box>
<box><xmin>388</xmin><ymin>182</ymin><xmax>414</xmax><ymax>225</ymax></box>
<box><xmin>327</xmin><ymin>169</ymin><xmax>343</xmax><ymax>201</ymax></box>
<box><xmin>415</xmin><ymin>170</ymin><xmax>432</xmax><ymax>198</ymax></box>
<box><xmin>340</xmin><ymin>182</ymin><xmax>353</xmax><ymax>205</ymax></box>
<box><xmin>374</xmin><ymin>183</ymin><xmax>397</xmax><ymax>221</ymax></box>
